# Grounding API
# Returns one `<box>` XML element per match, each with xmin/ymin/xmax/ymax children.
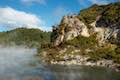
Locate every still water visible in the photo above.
<box><xmin>0</xmin><ymin>46</ymin><xmax>120</xmax><ymax>80</ymax></box>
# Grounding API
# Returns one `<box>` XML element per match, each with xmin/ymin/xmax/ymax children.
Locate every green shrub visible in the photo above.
<box><xmin>79</xmin><ymin>4</ymin><xmax>105</xmax><ymax>24</ymax></box>
<box><xmin>102</xmin><ymin>3</ymin><xmax>120</xmax><ymax>24</ymax></box>
<box><xmin>78</xmin><ymin>2</ymin><xmax>120</xmax><ymax>26</ymax></box>
<box><xmin>115</xmin><ymin>47</ymin><xmax>120</xmax><ymax>54</ymax></box>
<box><xmin>88</xmin><ymin>46</ymin><xmax>120</xmax><ymax>63</ymax></box>
<box><xmin>66</xmin><ymin>34</ymin><xmax>97</xmax><ymax>49</ymax></box>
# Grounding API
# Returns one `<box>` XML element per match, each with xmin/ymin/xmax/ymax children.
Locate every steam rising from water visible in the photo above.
<box><xmin>0</xmin><ymin>45</ymin><xmax>119</xmax><ymax>80</ymax></box>
<box><xmin>0</xmin><ymin>45</ymin><xmax>37</xmax><ymax>74</ymax></box>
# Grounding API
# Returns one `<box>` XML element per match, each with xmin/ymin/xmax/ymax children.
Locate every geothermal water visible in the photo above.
<box><xmin>0</xmin><ymin>45</ymin><xmax>120</xmax><ymax>80</ymax></box>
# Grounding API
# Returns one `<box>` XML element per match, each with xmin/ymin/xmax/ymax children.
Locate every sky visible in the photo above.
<box><xmin>0</xmin><ymin>0</ymin><xmax>119</xmax><ymax>31</ymax></box>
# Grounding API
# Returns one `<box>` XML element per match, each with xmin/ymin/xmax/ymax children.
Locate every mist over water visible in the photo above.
<box><xmin>0</xmin><ymin>45</ymin><xmax>120</xmax><ymax>80</ymax></box>
<box><xmin>0</xmin><ymin>45</ymin><xmax>37</xmax><ymax>73</ymax></box>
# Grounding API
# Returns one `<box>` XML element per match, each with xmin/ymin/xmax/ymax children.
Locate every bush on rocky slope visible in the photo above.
<box><xmin>65</xmin><ymin>34</ymin><xmax>97</xmax><ymax>49</ymax></box>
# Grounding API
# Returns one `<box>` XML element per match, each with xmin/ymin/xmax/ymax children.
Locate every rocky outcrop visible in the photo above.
<box><xmin>40</xmin><ymin>2</ymin><xmax>120</xmax><ymax>72</ymax></box>
<box><xmin>90</xmin><ymin>15</ymin><xmax>120</xmax><ymax>45</ymax></box>
<box><xmin>51</xmin><ymin>14</ymin><xmax>120</xmax><ymax>47</ymax></box>
<box><xmin>40</xmin><ymin>46</ymin><xmax>120</xmax><ymax>72</ymax></box>
<box><xmin>51</xmin><ymin>15</ymin><xmax>90</xmax><ymax>46</ymax></box>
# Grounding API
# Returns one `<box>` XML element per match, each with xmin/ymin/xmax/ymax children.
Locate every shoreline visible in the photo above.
<box><xmin>41</xmin><ymin>54</ymin><xmax>120</xmax><ymax>72</ymax></box>
<box><xmin>50</xmin><ymin>60</ymin><xmax>120</xmax><ymax>72</ymax></box>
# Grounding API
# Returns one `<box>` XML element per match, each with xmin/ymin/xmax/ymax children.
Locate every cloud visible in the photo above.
<box><xmin>0</xmin><ymin>7</ymin><xmax>47</xmax><ymax>31</ymax></box>
<box><xmin>21</xmin><ymin>0</ymin><xmax>46</xmax><ymax>5</ymax></box>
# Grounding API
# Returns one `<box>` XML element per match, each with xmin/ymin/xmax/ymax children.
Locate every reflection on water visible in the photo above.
<box><xmin>0</xmin><ymin>46</ymin><xmax>120</xmax><ymax>80</ymax></box>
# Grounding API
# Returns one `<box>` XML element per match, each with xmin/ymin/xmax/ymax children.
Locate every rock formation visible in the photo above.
<box><xmin>51</xmin><ymin>15</ymin><xmax>90</xmax><ymax>46</ymax></box>
<box><xmin>40</xmin><ymin>2</ymin><xmax>120</xmax><ymax>71</ymax></box>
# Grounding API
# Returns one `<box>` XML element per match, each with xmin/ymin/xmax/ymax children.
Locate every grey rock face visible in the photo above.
<box><xmin>51</xmin><ymin>15</ymin><xmax>90</xmax><ymax>46</ymax></box>
<box><xmin>90</xmin><ymin>16</ymin><xmax>120</xmax><ymax>45</ymax></box>
<box><xmin>51</xmin><ymin>13</ymin><xmax>120</xmax><ymax>47</ymax></box>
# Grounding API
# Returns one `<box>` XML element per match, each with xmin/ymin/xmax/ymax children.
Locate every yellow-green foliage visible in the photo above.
<box><xmin>79</xmin><ymin>2</ymin><xmax>120</xmax><ymax>25</ymax></box>
<box><xmin>79</xmin><ymin>4</ymin><xmax>105</xmax><ymax>24</ymax></box>
<box><xmin>66</xmin><ymin>34</ymin><xmax>97</xmax><ymax>49</ymax></box>
<box><xmin>89</xmin><ymin>47</ymin><xmax>115</xmax><ymax>60</ymax></box>
<box><xmin>0</xmin><ymin>28</ymin><xmax>51</xmax><ymax>47</ymax></box>
<box><xmin>43</xmin><ymin>48</ymin><xmax>65</xmax><ymax>62</ymax></box>
<box><xmin>102</xmin><ymin>3</ymin><xmax>120</xmax><ymax>24</ymax></box>
<box><xmin>88</xmin><ymin>46</ymin><xmax>120</xmax><ymax>63</ymax></box>
<box><xmin>114</xmin><ymin>47</ymin><xmax>120</xmax><ymax>63</ymax></box>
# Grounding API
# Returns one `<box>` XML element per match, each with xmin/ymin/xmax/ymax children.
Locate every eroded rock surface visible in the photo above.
<box><xmin>51</xmin><ymin>15</ymin><xmax>90</xmax><ymax>46</ymax></box>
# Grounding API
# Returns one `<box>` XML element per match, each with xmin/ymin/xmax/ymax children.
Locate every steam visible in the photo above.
<box><xmin>0</xmin><ymin>45</ymin><xmax>37</xmax><ymax>74</ymax></box>
<box><xmin>0</xmin><ymin>45</ymin><xmax>118</xmax><ymax>80</ymax></box>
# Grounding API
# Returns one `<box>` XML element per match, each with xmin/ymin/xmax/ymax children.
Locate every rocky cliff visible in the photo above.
<box><xmin>51</xmin><ymin>15</ymin><xmax>90</xmax><ymax>46</ymax></box>
<box><xmin>51</xmin><ymin>2</ymin><xmax>120</xmax><ymax>47</ymax></box>
<box><xmin>39</xmin><ymin>2</ymin><xmax>120</xmax><ymax>71</ymax></box>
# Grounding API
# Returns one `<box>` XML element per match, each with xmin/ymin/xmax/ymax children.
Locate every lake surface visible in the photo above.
<box><xmin>0</xmin><ymin>46</ymin><xmax>120</xmax><ymax>80</ymax></box>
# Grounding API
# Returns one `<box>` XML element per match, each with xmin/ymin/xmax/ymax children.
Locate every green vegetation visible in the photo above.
<box><xmin>63</xmin><ymin>33</ymin><xmax>119</xmax><ymax>63</ymax></box>
<box><xmin>79</xmin><ymin>4</ymin><xmax>105</xmax><ymax>24</ymax></box>
<box><xmin>88</xmin><ymin>45</ymin><xmax>120</xmax><ymax>64</ymax></box>
<box><xmin>65</xmin><ymin>34</ymin><xmax>97</xmax><ymax>49</ymax></box>
<box><xmin>63</xmin><ymin>32</ymin><xmax>120</xmax><ymax>63</ymax></box>
<box><xmin>0</xmin><ymin>28</ymin><xmax>51</xmax><ymax>48</ymax></box>
<box><xmin>88</xmin><ymin>46</ymin><xmax>115</xmax><ymax>60</ymax></box>
<box><xmin>76</xmin><ymin>2</ymin><xmax>120</xmax><ymax>63</ymax></box>
<box><xmin>102</xmin><ymin>3</ymin><xmax>120</xmax><ymax>24</ymax></box>
<box><xmin>78</xmin><ymin>2</ymin><xmax>120</xmax><ymax>28</ymax></box>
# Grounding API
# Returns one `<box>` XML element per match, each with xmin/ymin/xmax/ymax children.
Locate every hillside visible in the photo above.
<box><xmin>39</xmin><ymin>2</ymin><xmax>120</xmax><ymax>71</ymax></box>
<box><xmin>79</xmin><ymin>2</ymin><xmax>120</xmax><ymax>26</ymax></box>
<box><xmin>0</xmin><ymin>28</ymin><xmax>51</xmax><ymax>47</ymax></box>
